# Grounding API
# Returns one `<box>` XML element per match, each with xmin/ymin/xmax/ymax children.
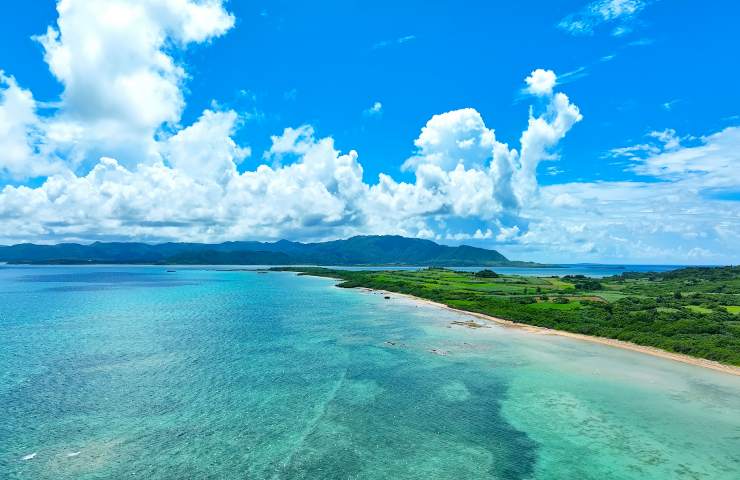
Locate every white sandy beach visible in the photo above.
<box><xmin>359</xmin><ymin>287</ymin><xmax>740</xmax><ymax>377</ymax></box>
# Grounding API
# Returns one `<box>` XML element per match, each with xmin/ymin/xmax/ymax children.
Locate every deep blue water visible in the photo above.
<box><xmin>0</xmin><ymin>266</ymin><xmax>738</xmax><ymax>479</ymax></box>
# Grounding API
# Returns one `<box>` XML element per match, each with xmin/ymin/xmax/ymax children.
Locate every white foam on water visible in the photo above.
<box><xmin>22</xmin><ymin>452</ymin><xmax>37</xmax><ymax>461</ymax></box>
<box><xmin>67</xmin><ymin>451</ymin><xmax>81</xmax><ymax>457</ymax></box>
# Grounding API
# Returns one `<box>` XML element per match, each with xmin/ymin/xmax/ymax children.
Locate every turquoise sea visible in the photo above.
<box><xmin>1</xmin><ymin>266</ymin><xmax>739</xmax><ymax>479</ymax></box>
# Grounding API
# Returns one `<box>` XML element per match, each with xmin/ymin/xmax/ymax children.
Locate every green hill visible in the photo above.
<box><xmin>0</xmin><ymin>235</ymin><xmax>533</xmax><ymax>267</ymax></box>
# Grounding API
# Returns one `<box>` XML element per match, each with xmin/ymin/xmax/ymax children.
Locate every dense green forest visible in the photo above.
<box><xmin>273</xmin><ymin>266</ymin><xmax>740</xmax><ymax>366</ymax></box>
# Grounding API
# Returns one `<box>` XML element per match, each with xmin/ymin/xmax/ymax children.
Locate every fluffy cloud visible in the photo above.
<box><xmin>393</xmin><ymin>86</ymin><xmax>581</xmax><ymax>224</ymax></box>
<box><xmin>15</xmin><ymin>0</ymin><xmax>235</xmax><ymax>175</ymax></box>
<box><xmin>524</xmin><ymin>69</ymin><xmax>557</xmax><ymax>96</ymax></box>
<box><xmin>164</xmin><ymin>109</ymin><xmax>250</xmax><ymax>183</ymax></box>
<box><xmin>402</xmin><ymin>108</ymin><xmax>495</xmax><ymax>172</ymax></box>
<box><xmin>0</xmin><ymin>125</ymin><xmax>367</xmax><ymax>243</ymax></box>
<box><xmin>514</xmin><ymin>90</ymin><xmax>583</xmax><ymax>201</ymax></box>
<box><xmin>0</xmin><ymin>73</ymin><xmax>57</xmax><ymax>179</ymax></box>
<box><xmin>0</xmin><ymin>61</ymin><xmax>581</xmax><ymax>247</ymax></box>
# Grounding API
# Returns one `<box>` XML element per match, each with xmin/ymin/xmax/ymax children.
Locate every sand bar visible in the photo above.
<box><xmin>351</xmin><ymin>284</ymin><xmax>740</xmax><ymax>376</ymax></box>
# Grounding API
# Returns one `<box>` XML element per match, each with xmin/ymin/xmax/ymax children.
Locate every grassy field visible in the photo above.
<box><xmin>273</xmin><ymin>266</ymin><xmax>740</xmax><ymax>366</ymax></box>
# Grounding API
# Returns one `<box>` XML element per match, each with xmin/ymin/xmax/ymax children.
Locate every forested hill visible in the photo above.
<box><xmin>0</xmin><ymin>235</ymin><xmax>532</xmax><ymax>267</ymax></box>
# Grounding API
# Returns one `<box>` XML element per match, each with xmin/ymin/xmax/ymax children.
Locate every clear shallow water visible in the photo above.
<box><xmin>0</xmin><ymin>266</ymin><xmax>738</xmax><ymax>479</ymax></box>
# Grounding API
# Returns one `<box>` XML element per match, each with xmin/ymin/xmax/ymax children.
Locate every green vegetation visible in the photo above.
<box><xmin>474</xmin><ymin>269</ymin><xmax>499</xmax><ymax>278</ymax></box>
<box><xmin>273</xmin><ymin>266</ymin><xmax>740</xmax><ymax>366</ymax></box>
<box><xmin>686</xmin><ymin>305</ymin><xmax>714</xmax><ymax>314</ymax></box>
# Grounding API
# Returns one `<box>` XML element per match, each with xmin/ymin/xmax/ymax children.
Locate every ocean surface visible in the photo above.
<box><xmin>329</xmin><ymin>264</ymin><xmax>686</xmax><ymax>277</ymax></box>
<box><xmin>1</xmin><ymin>266</ymin><xmax>739</xmax><ymax>479</ymax></box>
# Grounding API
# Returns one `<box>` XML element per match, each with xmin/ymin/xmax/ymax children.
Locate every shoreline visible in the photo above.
<box><xmin>354</xmin><ymin>286</ymin><xmax>740</xmax><ymax>377</ymax></box>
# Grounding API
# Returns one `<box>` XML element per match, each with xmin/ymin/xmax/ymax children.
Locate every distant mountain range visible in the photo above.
<box><xmin>0</xmin><ymin>235</ymin><xmax>539</xmax><ymax>267</ymax></box>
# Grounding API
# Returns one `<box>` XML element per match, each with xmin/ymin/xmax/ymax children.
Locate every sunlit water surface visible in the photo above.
<box><xmin>0</xmin><ymin>266</ymin><xmax>738</xmax><ymax>479</ymax></box>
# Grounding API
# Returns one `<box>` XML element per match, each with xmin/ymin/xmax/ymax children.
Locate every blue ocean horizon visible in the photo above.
<box><xmin>329</xmin><ymin>263</ymin><xmax>688</xmax><ymax>277</ymax></box>
<box><xmin>0</xmin><ymin>263</ymin><xmax>690</xmax><ymax>278</ymax></box>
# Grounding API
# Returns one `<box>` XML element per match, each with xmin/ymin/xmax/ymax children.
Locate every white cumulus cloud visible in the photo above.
<box><xmin>524</xmin><ymin>69</ymin><xmax>557</xmax><ymax>96</ymax></box>
<box><xmin>24</xmin><ymin>0</ymin><xmax>236</xmax><ymax>174</ymax></box>
<box><xmin>164</xmin><ymin>109</ymin><xmax>250</xmax><ymax>184</ymax></box>
<box><xmin>0</xmin><ymin>61</ymin><xmax>583</xmax><ymax>249</ymax></box>
<box><xmin>0</xmin><ymin>72</ymin><xmax>63</xmax><ymax>179</ymax></box>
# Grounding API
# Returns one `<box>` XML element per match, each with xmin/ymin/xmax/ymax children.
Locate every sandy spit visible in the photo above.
<box><xmin>363</xmin><ymin>287</ymin><xmax>740</xmax><ymax>377</ymax></box>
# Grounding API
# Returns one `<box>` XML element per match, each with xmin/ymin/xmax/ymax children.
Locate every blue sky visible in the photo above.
<box><xmin>0</xmin><ymin>0</ymin><xmax>739</xmax><ymax>263</ymax></box>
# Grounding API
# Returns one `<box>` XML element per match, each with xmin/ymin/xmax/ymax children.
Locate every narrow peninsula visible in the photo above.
<box><xmin>274</xmin><ymin>266</ymin><xmax>740</xmax><ymax>372</ymax></box>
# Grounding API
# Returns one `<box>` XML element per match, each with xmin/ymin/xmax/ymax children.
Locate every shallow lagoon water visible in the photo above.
<box><xmin>0</xmin><ymin>266</ymin><xmax>738</xmax><ymax>479</ymax></box>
